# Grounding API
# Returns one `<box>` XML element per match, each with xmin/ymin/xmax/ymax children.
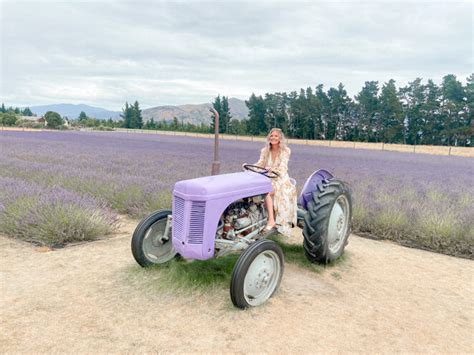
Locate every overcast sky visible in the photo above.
<box><xmin>1</xmin><ymin>0</ymin><xmax>472</xmax><ymax>110</ymax></box>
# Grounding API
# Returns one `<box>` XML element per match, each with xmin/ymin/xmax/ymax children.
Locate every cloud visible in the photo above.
<box><xmin>1</xmin><ymin>0</ymin><xmax>472</xmax><ymax>110</ymax></box>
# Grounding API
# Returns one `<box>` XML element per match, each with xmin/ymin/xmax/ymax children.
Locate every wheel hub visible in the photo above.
<box><xmin>327</xmin><ymin>196</ymin><xmax>349</xmax><ymax>253</ymax></box>
<box><xmin>242</xmin><ymin>249</ymin><xmax>282</xmax><ymax>306</ymax></box>
<box><xmin>336</xmin><ymin>215</ymin><xmax>344</xmax><ymax>233</ymax></box>
<box><xmin>255</xmin><ymin>269</ymin><xmax>272</xmax><ymax>289</ymax></box>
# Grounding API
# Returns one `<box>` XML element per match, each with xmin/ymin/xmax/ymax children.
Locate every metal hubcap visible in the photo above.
<box><xmin>327</xmin><ymin>195</ymin><xmax>349</xmax><ymax>254</ymax></box>
<box><xmin>243</xmin><ymin>250</ymin><xmax>281</xmax><ymax>306</ymax></box>
<box><xmin>143</xmin><ymin>218</ymin><xmax>176</xmax><ymax>263</ymax></box>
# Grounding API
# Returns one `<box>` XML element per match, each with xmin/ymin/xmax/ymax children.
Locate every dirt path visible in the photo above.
<box><xmin>1</xmin><ymin>218</ymin><xmax>473</xmax><ymax>353</ymax></box>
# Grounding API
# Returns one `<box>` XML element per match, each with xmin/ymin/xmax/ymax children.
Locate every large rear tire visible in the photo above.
<box><xmin>131</xmin><ymin>209</ymin><xmax>178</xmax><ymax>267</ymax></box>
<box><xmin>302</xmin><ymin>180</ymin><xmax>352</xmax><ymax>264</ymax></box>
<box><xmin>230</xmin><ymin>239</ymin><xmax>284</xmax><ymax>309</ymax></box>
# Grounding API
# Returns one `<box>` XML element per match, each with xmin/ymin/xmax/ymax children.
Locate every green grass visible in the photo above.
<box><xmin>126</xmin><ymin>236</ymin><xmax>350</xmax><ymax>292</ymax></box>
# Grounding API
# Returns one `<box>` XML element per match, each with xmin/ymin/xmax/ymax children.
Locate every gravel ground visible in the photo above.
<box><xmin>1</xmin><ymin>217</ymin><xmax>473</xmax><ymax>353</ymax></box>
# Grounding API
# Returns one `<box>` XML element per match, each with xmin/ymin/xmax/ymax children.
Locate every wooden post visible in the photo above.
<box><xmin>210</xmin><ymin>108</ymin><xmax>220</xmax><ymax>175</ymax></box>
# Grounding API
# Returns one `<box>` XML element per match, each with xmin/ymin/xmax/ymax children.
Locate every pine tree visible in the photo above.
<box><xmin>465</xmin><ymin>74</ymin><xmax>474</xmax><ymax>146</ymax></box>
<box><xmin>210</xmin><ymin>95</ymin><xmax>232</xmax><ymax>133</ymax></box>
<box><xmin>440</xmin><ymin>74</ymin><xmax>467</xmax><ymax>145</ymax></box>
<box><xmin>132</xmin><ymin>101</ymin><xmax>143</xmax><ymax>129</ymax></box>
<box><xmin>356</xmin><ymin>81</ymin><xmax>379</xmax><ymax>142</ymax></box>
<box><xmin>245</xmin><ymin>93</ymin><xmax>267</xmax><ymax>135</ymax></box>
<box><xmin>400</xmin><ymin>78</ymin><xmax>424</xmax><ymax>145</ymax></box>
<box><xmin>22</xmin><ymin>107</ymin><xmax>33</xmax><ymax>116</ymax></box>
<box><xmin>121</xmin><ymin>102</ymin><xmax>132</xmax><ymax>128</ymax></box>
<box><xmin>78</xmin><ymin>111</ymin><xmax>88</xmax><ymax>121</ymax></box>
<box><xmin>422</xmin><ymin>80</ymin><xmax>442</xmax><ymax>145</ymax></box>
<box><xmin>221</xmin><ymin>96</ymin><xmax>232</xmax><ymax>133</ymax></box>
<box><xmin>315</xmin><ymin>85</ymin><xmax>330</xmax><ymax>140</ymax></box>
<box><xmin>379</xmin><ymin>79</ymin><xmax>404</xmax><ymax>143</ymax></box>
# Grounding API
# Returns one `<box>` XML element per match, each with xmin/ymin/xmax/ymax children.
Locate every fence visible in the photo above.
<box><xmin>113</xmin><ymin>128</ymin><xmax>474</xmax><ymax>158</ymax></box>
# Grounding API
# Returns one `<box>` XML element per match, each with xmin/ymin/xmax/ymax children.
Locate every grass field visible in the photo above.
<box><xmin>0</xmin><ymin>130</ymin><xmax>472</xmax><ymax>257</ymax></box>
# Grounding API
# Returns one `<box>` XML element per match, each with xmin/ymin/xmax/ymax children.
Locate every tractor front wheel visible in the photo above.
<box><xmin>131</xmin><ymin>209</ymin><xmax>178</xmax><ymax>267</ymax></box>
<box><xmin>230</xmin><ymin>239</ymin><xmax>284</xmax><ymax>309</ymax></box>
<box><xmin>302</xmin><ymin>180</ymin><xmax>352</xmax><ymax>264</ymax></box>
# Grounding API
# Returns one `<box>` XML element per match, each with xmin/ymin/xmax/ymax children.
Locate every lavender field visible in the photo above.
<box><xmin>0</xmin><ymin>130</ymin><xmax>473</xmax><ymax>257</ymax></box>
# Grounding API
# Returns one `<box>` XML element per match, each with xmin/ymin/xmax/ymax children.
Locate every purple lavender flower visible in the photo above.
<box><xmin>0</xmin><ymin>130</ymin><xmax>472</xmax><ymax>256</ymax></box>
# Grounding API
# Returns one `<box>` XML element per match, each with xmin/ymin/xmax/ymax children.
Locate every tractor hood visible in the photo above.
<box><xmin>173</xmin><ymin>171</ymin><xmax>272</xmax><ymax>201</ymax></box>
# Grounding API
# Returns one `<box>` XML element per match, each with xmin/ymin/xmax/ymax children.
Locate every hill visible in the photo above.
<box><xmin>30</xmin><ymin>104</ymin><xmax>121</xmax><ymax>120</ymax></box>
<box><xmin>142</xmin><ymin>98</ymin><xmax>249</xmax><ymax>124</ymax></box>
<box><xmin>28</xmin><ymin>98</ymin><xmax>249</xmax><ymax>124</ymax></box>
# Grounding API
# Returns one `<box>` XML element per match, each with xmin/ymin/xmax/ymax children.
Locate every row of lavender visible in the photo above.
<box><xmin>0</xmin><ymin>130</ymin><xmax>472</xmax><ymax>257</ymax></box>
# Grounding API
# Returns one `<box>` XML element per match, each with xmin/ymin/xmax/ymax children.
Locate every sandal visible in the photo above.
<box><xmin>261</xmin><ymin>225</ymin><xmax>277</xmax><ymax>236</ymax></box>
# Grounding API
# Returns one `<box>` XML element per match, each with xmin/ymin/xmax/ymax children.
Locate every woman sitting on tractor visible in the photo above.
<box><xmin>252</xmin><ymin>128</ymin><xmax>297</xmax><ymax>237</ymax></box>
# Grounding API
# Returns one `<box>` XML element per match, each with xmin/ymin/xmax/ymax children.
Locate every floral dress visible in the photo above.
<box><xmin>255</xmin><ymin>147</ymin><xmax>297</xmax><ymax>237</ymax></box>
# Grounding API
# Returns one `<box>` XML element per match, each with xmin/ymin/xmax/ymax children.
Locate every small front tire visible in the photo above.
<box><xmin>131</xmin><ymin>209</ymin><xmax>178</xmax><ymax>267</ymax></box>
<box><xmin>230</xmin><ymin>239</ymin><xmax>284</xmax><ymax>309</ymax></box>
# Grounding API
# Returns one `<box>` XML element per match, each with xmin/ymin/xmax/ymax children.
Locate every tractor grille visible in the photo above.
<box><xmin>173</xmin><ymin>196</ymin><xmax>185</xmax><ymax>239</ymax></box>
<box><xmin>188</xmin><ymin>201</ymin><xmax>206</xmax><ymax>244</ymax></box>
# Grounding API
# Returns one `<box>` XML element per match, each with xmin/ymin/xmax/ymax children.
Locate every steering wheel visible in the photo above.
<box><xmin>243</xmin><ymin>164</ymin><xmax>280</xmax><ymax>179</ymax></box>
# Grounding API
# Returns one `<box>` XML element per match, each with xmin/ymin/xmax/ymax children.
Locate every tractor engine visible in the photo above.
<box><xmin>217</xmin><ymin>195</ymin><xmax>267</xmax><ymax>240</ymax></box>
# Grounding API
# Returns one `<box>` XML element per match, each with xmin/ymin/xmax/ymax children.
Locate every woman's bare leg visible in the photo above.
<box><xmin>265</xmin><ymin>192</ymin><xmax>275</xmax><ymax>228</ymax></box>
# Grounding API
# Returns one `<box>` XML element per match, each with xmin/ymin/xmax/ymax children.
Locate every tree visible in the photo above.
<box><xmin>144</xmin><ymin>117</ymin><xmax>157</xmax><ymax>130</ymax></box>
<box><xmin>121</xmin><ymin>102</ymin><xmax>132</xmax><ymax>128</ymax></box>
<box><xmin>421</xmin><ymin>79</ymin><xmax>442</xmax><ymax>145</ymax></box>
<box><xmin>356</xmin><ymin>81</ymin><xmax>379</xmax><ymax>141</ymax></box>
<box><xmin>315</xmin><ymin>85</ymin><xmax>330</xmax><ymax>140</ymax></box>
<box><xmin>465</xmin><ymin>74</ymin><xmax>474</xmax><ymax>146</ymax></box>
<box><xmin>130</xmin><ymin>101</ymin><xmax>143</xmax><ymax>129</ymax></box>
<box><xmin>326</xmin><ymin>83</ymin><xmax>352</xmax><ymax>140</ymax></box>
<box><xmin>21</xmin><ymin>107</ymin><xmax>33</xmax><ymax>116</ymax></box>
<box><xmin>400</xmin><ymin>78</ymin><xmax>425</xmax><ymax>145</ymax></box>
<box><xmin>440</xmin><ymin>74</ymin><xmax>467</xmax><ymax>145</ymax></box>
<box><xmin>210</xmin><ymin>95</ymin><xmax>231</xmax><ymax>133</ymax></box>
<box><xmin>44</xmin><ymin>111</ymin><xmax>63</xmax><ymax>129</ymax></box>
<box><xmin>246</xmin><ymin>93</ymin><xmax>267</xmax><ymax>135</ymax></box>
<box><xmin>379</xmin><ymin>79</ymin><xmax>404</xmax><ymax>143</ymax></box>
<box><xmin>0</xmin><ymin>112</ymin><xmax>18</xmax><ymax>126</ymax></box>
<box><xmin>172</xmin><ymin>117</ymin><xmax>179</xmax><ymax>130</ymax></box>
<box><xmin>0</xmin><ymin>103</ymin><xmax>5</xmax><ymax>113</ymax></box>
<box><xmin>221</xmin><ymin>96</ymin><xmax>232</xmax><ymax>133</ymax></box>
<box><xmin>78</xmin><ymin>111</ymin><xmax>88</xmax><ymax>121</ymax></box>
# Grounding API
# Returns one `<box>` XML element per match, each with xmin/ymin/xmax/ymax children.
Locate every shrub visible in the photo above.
<box><xmin>0</xmin><ymin>177</ymin><xmax>118</xmax><ymax>247</ymax></box>
<box><xmin>0</xmin><ymin>112</ymin><xmax>18</xmax><ymax>126</ymax></box>
<box><xmin>15</xmin><ymin>118</ymin><xmax>44</xmax><ymax>129</ymax></box>
<box><xmin>44</xmin><ymin>111</ymin><xmax>64</xmax><ymax>129</ymax></box>
<box><xmin>93</xmin><ymin>125</ymin><xmax>115</xmax><ymax>131</ymax></box>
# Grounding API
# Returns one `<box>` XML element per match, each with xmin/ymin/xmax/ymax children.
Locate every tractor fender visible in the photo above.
<box><xmin>297</xmin><ymin>169</ymin><xmax>334</xmax><ymax>210</ymax></box>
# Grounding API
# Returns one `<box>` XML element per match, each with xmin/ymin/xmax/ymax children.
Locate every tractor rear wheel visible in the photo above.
<box><xmin>131</xmin><ymin>209</ymin><xmax>178</xmax><ymax>267</ymax></box>
<box><xmin>302</xmin><ymin>180</ymin><xmax>352</xmax><ymax>264</ymax></box>
<box><xmin>230</xmin><ymin>239</ymin><xmax>284</xmax><ymax>309</ymax></box>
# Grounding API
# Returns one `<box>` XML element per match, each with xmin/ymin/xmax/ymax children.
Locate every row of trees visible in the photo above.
<box><xmin>242</xmin><ymin>74</ymin><xmax>473</xmax><ymax>146</ymax></box>
<box><xmin>0</xmin><ymin>104</ymin><xmax>34</xmax><ymax>116</ymax></box>
<box><xmin>3</xmin><ymin>73</ymin><xmax>472</xmax><ymax>145</ymax></box>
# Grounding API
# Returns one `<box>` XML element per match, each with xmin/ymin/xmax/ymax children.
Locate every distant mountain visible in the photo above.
<box><xmin>30</xmin><ymin>104</ymin><xmax>121</xmax><ymax>120</ymax></box>
<box><xmin>142</xmin><ymin>98</ymin><xmax>249</xmax><ymax>125</ymax></box>
<box><xmin>228</xmin><ymin>97</ymin><xmax>249</xmax><ymax>119</ymax></box>
<box><xmin>28</xmin><ymin>98</ymin><xmax>249</xmax><ymax>124</ymax></box>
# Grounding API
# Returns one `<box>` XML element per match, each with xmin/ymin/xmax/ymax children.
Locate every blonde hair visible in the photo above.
<box><xmin>264</xmin><ymin>128</ymin><xmax>289</xmax><ymax>152</ymax></box>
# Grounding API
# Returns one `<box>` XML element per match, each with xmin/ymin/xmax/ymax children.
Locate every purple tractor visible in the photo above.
<box><xmin>131</xmin><ymin>165</ymin><xmax>352</xmax><ymax>308</ymax></box>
